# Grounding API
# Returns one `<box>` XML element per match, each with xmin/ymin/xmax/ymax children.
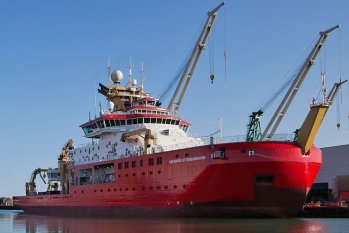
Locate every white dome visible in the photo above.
<box><xmin>131</xmin><ymin>79</ymin><xmax>137</xmax><ymax>86</ymax></box>
<box><xmin>111</xmin><ymin>70</ymin><xmax>123</xmax><ymax>83</ymax></box>
<box><xmin>108</xmin><ymin>101</ymin><xmax>115</xmax><ymax>112</ymax></box>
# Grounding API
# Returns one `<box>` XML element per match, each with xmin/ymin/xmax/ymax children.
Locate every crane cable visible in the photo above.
<box><xmin>224</xmin><ymin>5</ymin><xmax>227</xmax><ymax>82</ymax></box>
<box><xmin>336</xmin><ymin>28</ymin><xmax>343</xmax><ymax>129</ymax></box>
<box><xmin>209</xmin><ymin>25</ymin><xmax>215</xmax><ymax>83</ymax></box>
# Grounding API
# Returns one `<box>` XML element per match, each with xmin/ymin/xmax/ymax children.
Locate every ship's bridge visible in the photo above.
<box><xmin>80</xmin><ymin>113</ymin><xmax>191</xmax><ymax>138</ymax></box>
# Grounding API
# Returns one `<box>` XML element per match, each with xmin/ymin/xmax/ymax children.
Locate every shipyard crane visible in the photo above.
<box><xmin>295</xmin><ymin>79</ymin><xmax>347</xmax><ymax>154</ymax></box>
<box><xmin>58</xmin><ymin>139</ymin><xmax>74</xmax><ymax>194</ymax></box>
<box><xmin>168</xmin><ymin>2</ymin><xmax>225</xmax><ymax>115</ymax></box>
<box><xmin>261</xmin><ymin>25</ymin><xmax>339</xmax><ymax>140</ymax></box>
<box><xmin>25</xmin><ymin>168</ymin><xmax>48</xmax><ymax>195</ymax></box>
<box><xmin>245</xmin><ymin>25</ymin><xmax>339</xmax><ymax>141</ymax></box>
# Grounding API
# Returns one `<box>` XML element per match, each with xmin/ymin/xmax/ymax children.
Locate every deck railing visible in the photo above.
<box><xmin>73</xmin><ymin>133</ymin><xmax>295</xmax><ymax>165</ymax></box>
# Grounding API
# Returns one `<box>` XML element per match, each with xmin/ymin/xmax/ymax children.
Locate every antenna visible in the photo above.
<box><xmin>99</xmin><ymin>101</ymin><xmax>103</xmax><ymax>116</ymax></box>
<box><xmin>321</xmin><ymin>72</ymin><xmax>327</xmax><ymax>103</ymax></box>
<box><xmin>107</xmin><ymin>58</ymin><xmax>112</xmax><ymax>87</ymax></box>
<box><xmin>129</xmin><ymin>57</ymin><xmax>133</xmax><ymax>87</ymax></box>
<box><xmin>141</xmin><ymin>61</ymin><xmax>144</xmax><ymax>92</ymax></box>
<box><xmin>218</xmin><ymin>117</ymin><xmax>223</xmax><ymax>138</ymax></box>
<box><xmin>94</xmin><ymin>80</ymin><xmax>97</xmax><ymax>118</ymax></box>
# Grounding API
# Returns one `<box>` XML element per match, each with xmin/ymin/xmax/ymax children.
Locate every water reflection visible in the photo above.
<box><xmin>0</xmin><ymin>211</ymin><xmax>336</xmax><ymax>233</ymax></box>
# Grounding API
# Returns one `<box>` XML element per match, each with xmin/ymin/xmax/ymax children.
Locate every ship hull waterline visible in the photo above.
<box><xmin>14</xmin><ymin>141</ymin><xmax>322</xmax><ymax>218</ymax></box>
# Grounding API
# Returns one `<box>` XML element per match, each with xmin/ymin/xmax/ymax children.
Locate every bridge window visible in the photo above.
<box><xmin>105</xmin><ymin>120</ymin><xmax>111</xmax><ymax>127</ymax></box>
<box><xmin>132</xmin><ymin>119</ymin><xmax>137</xmax><ymax>124</ymax></box>
<box><xmin>151</xmin><ymin>118</ymin><xmax>156</xmax><ymax>123</ymax></box>
<box><xmin>120</xmin><ymin>120</ymin><xmax>125</xmax><ymax>125</ymax></box>
<box><xmin>127</xmin><ymin>119</ymin><xmax>132</xmax><ymax>125</ymax></box>
<box><xmin>156</xmin><ymin>118</ymin><xmax>162</xmax><ymax>123</ymax></box>
<box><xmin>144</xmin><ymin>118</ymin><xmax>150</xmax><ymax>123</ymax></box>
<box><xmin>138</xmin><ymin>118</ymin><xmax>143</xmax><ymax>124</ymax></box>
<box><xmin>110</xmin><ymin>120</ymin><xmax>115</xmax><ymax>127</ymax></box>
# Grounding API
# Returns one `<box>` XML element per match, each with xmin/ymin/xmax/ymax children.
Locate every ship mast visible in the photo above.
<box><xmin>168</xmin><ymin>2</ymin><xmax>225</xmax><ymax>115</ymax></box>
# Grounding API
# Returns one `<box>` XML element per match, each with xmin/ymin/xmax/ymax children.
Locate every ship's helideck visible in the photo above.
<box><xmin>13</xmin><ymin>2</ymin><xmax>345</xmax><ymax>217</ymax></box>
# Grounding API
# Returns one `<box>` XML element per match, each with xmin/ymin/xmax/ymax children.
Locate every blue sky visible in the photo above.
<box><xmin>0</xmin><ymin>0</ymin><xmax>348</xmax><ymax>197</ymax></box>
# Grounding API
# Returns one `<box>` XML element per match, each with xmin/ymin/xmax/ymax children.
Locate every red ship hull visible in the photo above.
<box><xmin>13</xmin><ymin>141</ymin><xmax>322</xmax><ymax>217</ymax></box>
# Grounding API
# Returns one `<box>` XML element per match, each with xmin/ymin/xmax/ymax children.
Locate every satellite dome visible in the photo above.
<box><xmin>111</xmin><ymin>70</ymin><xmax>123</xmax><ymax>83</ymax></box>
<box><xmin>131</xmin><ymin>79</ymin><xmax>137</xmax><ymax>86</ymax></box>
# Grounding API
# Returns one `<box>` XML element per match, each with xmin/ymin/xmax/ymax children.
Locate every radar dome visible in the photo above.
<box><xmin>131</xmin><ymin>79</ymin><xmax>137</xmax><ymax>86</ymax></box>
<box><xmin>111</xmin><ymin>70</ymin><xmax>123</xmax><ymax>83</ymax></box>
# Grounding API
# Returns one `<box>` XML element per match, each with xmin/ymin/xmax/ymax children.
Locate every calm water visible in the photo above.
<box><xmin>1</xmin><ymin>210</ymin><xmax>348</xmax><ymax>233</ymax></box>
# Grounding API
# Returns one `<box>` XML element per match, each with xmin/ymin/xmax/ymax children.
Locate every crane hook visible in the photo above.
<box><xmin>210</xmin><ymin>74</ymin><xmax>215</xmax><ymax>84</ymax></box>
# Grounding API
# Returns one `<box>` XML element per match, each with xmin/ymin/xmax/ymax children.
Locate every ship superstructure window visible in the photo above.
<box><xmin>140</xmin><ymin>160</ymin><xmax>143</xmax><ymax>167</ymax></box>
<box><xmin>78</xmin><ymin>169</ymin><xmax>92</xmax><ymax>185</ymax></box>
<box><xmin>125</xmin><ymin>162</ymin><xmax>129</xmax><ymax>169</ymax></box>
<box><xmin>149</xmin><ymin>158</ymin><xmax>154</xmax><ymax>166</ymax></box>
<box><xmin>94</xmin><ymin>163</ymin><xmax>114</xmax><ymax>184</ymax></box>
<box><xmin>118</xmin><ymin>163</ymin><xmax>122</xmax><ymax>169</ymax></box>
<box><xmin>110</xmin><ymin>120</ymin><xmax>115</xmax><ymax>127</ymax></box>
<box><xmin>82</xmin><ymin>117</ymin><xmax>184</xmax><ymax>135</ymax></box>
<box><xmin>132</xmin><ymin>161</ymin><xmax>136</xmax><ymax>168</ymax></box>
<box><xmin>156</xmin><ymin>157</ymin><xmax>163</xmax><ymax>165</ymax></box>
<box><xmin>105</xmin><ymin>120</ymin><xmax>111</xmax><ymax>127</ymax></box>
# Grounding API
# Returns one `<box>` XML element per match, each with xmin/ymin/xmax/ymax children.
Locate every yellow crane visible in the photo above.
<box><xmin>25</xmin><ymin>168</ymin><xmax>48</xmax><ymax>195</ymax></box>
<box><xmin>58</xmin><ymin>139</ymin><xmax>74</xmax><ymax>194</ymax></box>
<box><xmin>295</xmin><ymin>80</ymin><xmax>347</xmax><ymax>154</ymax></box>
